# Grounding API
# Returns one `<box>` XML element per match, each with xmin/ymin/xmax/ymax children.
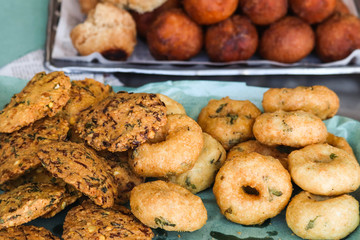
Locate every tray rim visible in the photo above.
<box><xmin>44</xmin><ymin>0</ymin><xmax>360</xmax><ymax>76</ymax></box>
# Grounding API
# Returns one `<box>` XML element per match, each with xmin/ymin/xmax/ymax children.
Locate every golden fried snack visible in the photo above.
<box><xmin>316</xmin><ymin>14</ymin><xmax>360</xmax><ymax>62</ymax></box>
<box><xmin>326</xmin><ymin>132</ymin><xmax>355</xmax><ymax>156</ymax></box>
<box><xmin>289</xmin><ymin>0</ymin><xmax>336</xmax><ymax>24</ymax></box>
<box><xmin>0</xmin><ymin>72</ymin><xmax>71</xmax><ymax>133</ymax></box>
<box><xmin>334</xmin><ymin>0</ymin><xmax>351</xmax><ymax>15</ymax></box>
<box><xmin>259</xmin><ymin>16</ymin><xmax>315</xmax><ymax>63</ymax></box>
<box><xmin>61</xmin><ymin>78</ymin><xmax>113</xmax><ymax>125</ymax></box>
<box><xmin>238</xmin><ymin>0</ymin><xmax>288</xmax><ymax>26</ymax></box>
<box><xmin>167</xmin><ymin>133</ymin><xmax>226</xmax><ymax>194</ymax></box>
<box><xmin>130</xmin><ymin>180</ymin><xmax>207</xmax><ymax>231</ymax></box>
<box><xmin>70</xmin><ymin>3</ymin><xmax>136</xmax><ymax>60</ymax></box>
<box><xmin>183</xmin><ymin>0</ymin><xmax>239</xmax><ymax>25</ymax></box>
<box><xmin>79</xmin><ymin>0</ymin><xmax>99</xmax><ymax>14</ymax></box>
<box><xmin>262</xmin><ymin>85</ymin><xmax>340</xmax><ymax>120</ymax></box>
<box><xmin>131</xmin><ymin>0</ymin><xmax>181</xmax><ymax>38</ymax></box>
<box><xmin>127</xmin><ymin>0</ymin><xmax>168</xmax><ymax>14</ymax></box>
<box><xmin>205</xmin><ymin>15</ymin><xmax>258</xmax><ymax>62</ymax></box>
<box><xmin>76</xmin><ymin>92</ymin><xmax>167</xmax><ymax>152</ymax></box>
<box><xmin>288</xmin><ymin>143</ymin><xmax>360</xmax><ymax>196</ymax></box>
<box><xmin>198</xmin><ymin>97</ymin><xmax>261</xmax><ymax>150</ymax></box>
<box><xmin>147</xmin><ymin>9</ymin><xmax>203</xmax><ymax>60</ymax></box>
<box><xmin>0</xmin><ymin>225</ymin><xmax>60</xmax><ymax>240</ymax></box>
<box><xmin>213</xmin><ymin>152</ymin><xmax>292</xmax><ymax>225</ymax></box>
<box><xmin>286</xmin><ymin>191</ymin><xmax>359</xmax><ymax>240</ymax></box>
<box><xmin>156</xmin><ymin>93</ymin><xmax>186</xmax><ymax>115</ymax></box>
<box><xmin>129</xmin><ymin>114</ymin><xmax>203</xmax><ymax>177</ymax></box>
<box><xmin>253</xmin><ymin>111</ymin><xmax>327</xmax><ymax>148</ymax></box>
<box><xmin>63</xmin><ymin>200</ymin><xmax>154</xmax><ymax>240</ymax></box>
<box><xmin>227</xmin><ymin>140</ymin><xmax>288</xmax><ymax>170</ymax></box>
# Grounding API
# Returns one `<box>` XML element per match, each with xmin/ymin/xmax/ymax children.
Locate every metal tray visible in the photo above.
<box><xmin>45</xmin><ymin>0</ymin><xmax>360</xmax><ymax>76</ymax></box>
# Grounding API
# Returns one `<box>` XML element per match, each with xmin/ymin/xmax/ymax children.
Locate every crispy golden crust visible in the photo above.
<box><xmin>239</xmin><ymin>0</ymin><xmax>288</xmax><ymax>26</ymax></box>
<box><xmin>129</xmin><ymin>114</ymin><xmax>204</xmax><ymax>177</ymax></box>
<box><xmin>130</xmin><ymin>180</ymin><xmax>207</xmax><ymax>232</ymax></box>
<box><xmin>76</xmin><ymin>92</ymin><xmax>167</xmax><ymax>152</ymax></box>
<box><xmin>0</xmin><ymin>225</ymin><xmax>60</xmax><ymax>240</ymax></box>
<box><xmin>259</xmin><ymin>16</ymin><xmax>315</xmax><ymax>63</ymax></box>
<box><xmin>227</xmin><ymin>140</ymin><xmax>289</xmax><ymax>170</ymax></box>
<box><xmin>0</xmin><ymin>72</ymin><xmax>71</xmax><ymax>133</ymax></box>
<box><xmin>70</xmin><ymin>3</ymin><xmax>136</xmax><ymax>60</ymax></box>
<box><xmin>262</xmin><ymin>85</ymin><xmax>340</xmax><ymax>120</ymax></box>
<box><xmin>156</xmin><ymin>94</ymin><xmax>186</xmax><ymax>115</ymax></box>
<box><xmin>0</xmin><ymin>183</ymin><xmax>65</xmax><ymax>229</ymax></box>
<box><xmin>197</xmin><ymin>97</ymin><xmax>261</xmax><ymax>150</ymax></box>
<box><xmin>253</xmin><ymin>110</ymin><xmax>328</xmax><ymax>147</ymax></box>
<box><xmin>147</xmin><ymin>9</ymin><xmax>203</xmax><ymax>61</ymax></box>
<box><xmin>334</xmin><ymin>0</ymin><xmax>351</xmax><ymax>15</ymax></box>
<box><xmin>326</xmin><ymin>132</ymin><xmax>355</xmax><ymax>156</ymax></box>
<box><xmin>79</xmin><ymin>0</ymin><xmax>99</xmax><ymax>14</ymax></box>
<box><xmin>205</xmin><ymin>15</ymin><xmax>258</xmax><ymax>62</ymax></box>
<box><xmin>62</xmin><ymin>200</ymin><xmax>154</xmax><ymax>240</ymax></box>
<box><xmin>167</xmin><ymin>132</ymin><xmax>226</xmax><ymax>194</ymax></box>
<box><xmin>183</xmin><ymin>0</ymin><xmax>238</xmax><ymax>25</ymax></box>
<box><xmin>286</xmin><ymin>191</ymin><xmax>359</xmax><ymax>239</ymax></box>
<box><xmin>0</xmin><ymin>117</ymin><xmax>69</xmax><ymax>185</ymax></box>
<box><xmin>61</xmin><ymin>78</ymin><xmax>113</xmax><ymax>125</ymax></box>
<box><xmin>213</xmin><ymin>152</ymin><xmax>292</xmax><ymax>225</ymax></box>
<box><xmin>316</xmin><ymin>14</ymin><xmax>360</xmax><ymax>62</ymax></box>
<box><xmin>288</xmin><ymin>143</ymin><xmax>360</xmax><ymax>195</ymax></box>
<box><xmin>290</xmin><ymin>0</ymin><xmax>336</xmax><ymax>24</ymax></box>
<box><xmin>37</xmin><ymin>141</ymin><xmax>117</xmax><ymax>208</ymax></box>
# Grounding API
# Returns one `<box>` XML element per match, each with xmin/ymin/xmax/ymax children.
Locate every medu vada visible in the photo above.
<box><xmin>262</xmin><ymin>85</ymin><xmax>340</xmax><ymax>120</ymax></box>
<box><xmin>198</xmin><ymin>97</ymin><xmax>261</xmax><ymax>150</ymax></box>
<box><xmin>130</xmin><ymin>180</ymin><xmax>207</xmax><ymax>232</ymax></box>
<box><xmin>129</xmin><ymin>114</ymin><xmax>203</xmax><ymax>177</ymax></box>
<box><xmin>288</xmin><ymin>143</ymin><xmax>360</xmax><ymax>196</ymax></box>
<box><xmin>205</xmin><ymin>15</ymin><xmax>258</xmax><ymax>62</ymax></box>
<box><xmin>289</xmin><ymin>0</ymin><xmax>337</xmax><ymax>24</ymax></box>
<box><xmin>238</xmin><ymin>0</ymin><xmax>288</xmax><ymax>26</ymax></box>
<box><xmin>286</xmin><ymin>191</ymin><xmax>359</xmax><ymax>240</ymax></box>
<box><xmin>259</xmin><ymin>16</ymin><xmax>315</xmax><ymax>63</ymax></box>
<box><xmin>253</xmin><ymin>110</ymin><xmax>328</xmax><ymax>148</ymax></box>
<box><xmin>213</xmin><ymin>152</ymin><xmax>292</xmax><ymax>225</ymax></box>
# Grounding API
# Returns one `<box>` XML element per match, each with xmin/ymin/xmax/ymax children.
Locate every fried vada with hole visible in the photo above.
<box><xmin>130</xmin><ymin>180</ymin><xmax>207</xmax><ymax>232</ymax></box>
<box><xmin>290</xmin><ymin>0</ymin><xmax>336</xmax><ymax>24</ymax></box>
<box><xmin>288</xmin><ymin>143</ymin><xmax>360</xmax><ymax>196</ymax></box>
<box><xmin>205</xmin><ymin>15</ymin><xmax>258</xmax><ymax>62</ymax></box>
<box><xmin>286</xmin><ymin>191</ymin><xmax>359</xmax><ymax>240</ymax></box>
<box><xmin>129</xmin><ymin>114</ymin><xmax>203</xmax><ymax>177</ymax></box>
<box><xmin>146</xmin><ymin>9</ymin><xmax>203</xmax><ymax>61</ymax></box>
<box><xmin>198</xmin><ymin>97</ymin><xmax>261</xmax><ymax>150</ymax></box>
<box><xmin>167</xmin><ymin>133</ymin><xmax>226</xmax><ymax>194</ymax></box>
<box><xmin>316</xmin><ymin>13</ymin><xmax>360</xmax><ymax>62</ymax></box>
<box><xmin>183</xmin><ymin>0</ymin><xmax>239</xmax><ymax>25</ymax></box>
<box><xmin>262</xmin><ymin>85</ymin><xmax>340</xmax><ymax>120</ymax></box>
<box><xmin>213</xmin><ymin>152</ymin><xmax>292</xmax><ymax>225</ymax></box>
<box><xmin>259</xmin><ymin>16</ymin><xmax>315</xmax><ymax>63</ymax></box>
<box><xmin>253</xmin><ymin>110</ymin><xmax>328</xmax><ymax>148</ymax></box>
<box><xmin>239</xmin><ymin>0</ymin><xmax>288</xmax><ymax>26</ymax></box>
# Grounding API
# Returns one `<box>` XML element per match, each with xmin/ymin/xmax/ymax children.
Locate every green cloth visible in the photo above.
<box><xmin>0</xmin><ymin>0</ymin><xmax>49</xmax><ymax>68</ymax></box>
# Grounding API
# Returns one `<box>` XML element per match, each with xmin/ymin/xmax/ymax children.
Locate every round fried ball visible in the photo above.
<box><xmin>289</xmin><ymin>0</ymin><xmax>336</xmax><ymax>24</ymax></box>
<box><xmin>334</xmin><ymin>0</ymin><xmax>351</xmax><ymax>15</ymax></box>
<box><xmin>259</xmin><ymin>16</ymin><xmax>315</xmax><ymax>63</ymax></box>
<box><xmin>205</xmin><ymin>15</ymin><xmax>258</xmax><ymax>62</ymax></box>
<box><xmin>239</xmin><ymin>0</ymin><xmax>288</xmax><ymax>26</ymax></box>
<box><xmin>183</xmin><ymin>0</ymin><xmax>239</xmax><ymax>25</ymax></box>
<box><xmin>131</xmin><ymin>0</ymin><xmax>181</xmax><ymax>38</ymax></box>
<box><xmin>316</xmin><ymin>14</ymin><xmax>360</xmax><ymax>62</ymax></box>
<box><xmin>147</xmin><ymin>9</ymin><xmax>203</xmax><ymax>60</ymax></box>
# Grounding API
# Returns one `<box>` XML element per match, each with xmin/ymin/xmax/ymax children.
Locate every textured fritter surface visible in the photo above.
<box><xmin>0</xmin><ymin>225</ymin><xmax>60</xmax><ymax>240</ymax></box>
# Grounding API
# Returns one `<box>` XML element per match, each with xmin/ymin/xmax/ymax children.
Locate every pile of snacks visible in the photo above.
<box><xmin>0</xmin><ymin>72</ymin><xmax>359</xmax><ymax>239</ymax></box>
<box><xmin>72</xmin><ymin>0</ymin><xmax>360</xmax><ymax>63</ymax></box>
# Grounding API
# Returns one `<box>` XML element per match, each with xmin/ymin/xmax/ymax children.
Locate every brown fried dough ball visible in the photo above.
<box><xmin>79</xmin><ymin>0</ymin><xmax>99</xmax><ymax>14</ymax></box>
<box><xmin>131</xmin><ymin>0</ymin><xmax>181</xmax><ymax>38</ymax></box>
<box><xmin>334</xmin><ymin>0</ymin><xmax>351</xmax><ymax>15</ymax></box>
<box><xmin>239</xmin><ymin>0</ymin><xmax>288</xmax><ymax>26</ymax></box>
<box><xmin>183</xmin><ymin>0</ymin><xmax>239</xmax><ymax>25</ymax></box>
<box><xmin>147</xmin><ymin>9</ymin><xmax>203</xmax><ymax>60</ymax></box>
<box><xmin>205</xmin><ymin>15</ymin><xmax>258</xmax><ymax>62</ymax></box>
<box><xmin>316</xmin><ymin>14</ymin><xmax>360</xmax><ymax>62</ymax></box>
<box><xmin>259</xmin><ymin>16</ymin><xmax>315</xmax><ymax>63</ymax></box>
<box><xmin>289</xmin><ymin>0</ymin><xmax>337</xmax><ymax>24</ymax></box>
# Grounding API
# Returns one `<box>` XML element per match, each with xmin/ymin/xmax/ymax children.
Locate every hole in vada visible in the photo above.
<box><xmin>242</xmin><ymin>186</ymin><xmax>260</xmax><ymax>196</ymax></box>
